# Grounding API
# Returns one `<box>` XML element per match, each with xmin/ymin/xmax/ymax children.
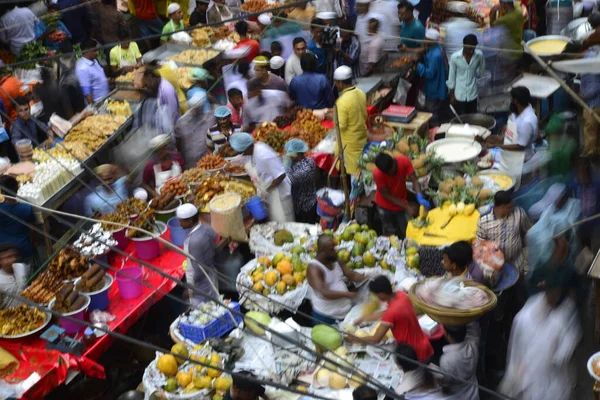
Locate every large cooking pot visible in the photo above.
<box><xmin>561</xmin><ymin>17</ymin><xmax>593</xmax><ymax>41</ymax></box>
<box><xmin>450</xmin><ymin>113</ymin><xmax>497</xmax><ymax>131</ymax></box>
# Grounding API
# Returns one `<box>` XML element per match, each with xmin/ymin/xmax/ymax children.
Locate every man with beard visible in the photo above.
<box><xmin>307</xmin><ymin>234</ymin><xmax>366</xmax><ymax>325</ymax></box>
<box><xmin>242</xmin><ymin>80</ymin><xmax>290</xmax><ymax>132</ymax></box>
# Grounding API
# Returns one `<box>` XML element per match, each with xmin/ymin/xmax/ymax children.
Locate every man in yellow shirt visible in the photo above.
<box><xmin>109</xmin><ymin>29</ymin><xmax>142</xmax><ymax>75</ymax></box>
<box><xmin>332</xmin><ymin>66</ymin><xmax>367</xmax><ymax>176</ymax></box>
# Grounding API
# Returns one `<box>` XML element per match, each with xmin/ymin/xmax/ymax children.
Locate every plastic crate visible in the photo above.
<box><xmin>179</xmin><ymin>302</ymin><xmax>242</xmax><ymax>343</ymax></box>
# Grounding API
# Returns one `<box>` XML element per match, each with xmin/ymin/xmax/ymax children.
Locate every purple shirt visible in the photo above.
<box><xmin>75</xmin><ymin>57</ymin><xmax>109</xmax><ymax>102</ymax></box>
<box><xmin>158</xmin><ymin>78</ymin><xmax>180</xmax><ymax>126</ymax></box>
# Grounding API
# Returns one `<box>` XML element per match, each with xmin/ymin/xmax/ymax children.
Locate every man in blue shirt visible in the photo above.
<box><xmin>84</xmin><ymin>164</ymin><xmax>129</xmax><ymax>216</ymax></box>
<box><xmin>0</xmin><ymin>176</ymin><xmax>35</xmax><ymax>261</ymax></box>
<box><xmin>11</xmin><ymin>97</ymin><xmax>53</xmax><ymax>148</ymax></box>
<box><xmin>289</xmin><ymin>53</ymin><xmax>335</xmax><ymax>110</ymax></box>
<box><xmin>75</xmin><ymin>40</ymin><xmax>109</xmax><ymax>104</ymax></box>
<box><xmin>398</xmin><ymin>1</ymin><xmax>425</xmax><ymax>51</ymax></box>
<box><xmin>415</xmin><ymin>29</ymin><xmax>448</xmax><ymax>126</ymax></box>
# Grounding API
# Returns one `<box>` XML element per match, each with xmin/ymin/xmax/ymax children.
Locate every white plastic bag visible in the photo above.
<box><xmin>393</xmin><ymin>78</ymin><xmax>412</xmax><ymax>105</ymax></box>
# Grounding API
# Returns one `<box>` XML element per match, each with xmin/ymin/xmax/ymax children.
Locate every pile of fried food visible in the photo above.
<box><xmin>52</xmin><ymin>283</ymin><xmax>87</xmax><ymax>314</ymax></box>
<box><xmin>75</xmin><ymin>264</ymin><xmax>106</xmax><ymax>293</ymax></box>
<box><xmin>161</xmin><ymin>178</ymin><xmax>188</xmax><ymax>197</ymax></box>
<box><xmin>63</xmin><ymin>142</ymin><xmax>92</xmax><ymax>160</ymax></box>
<box><xmin>180</xmin><ymin>167</ymin><xmax>206</xmax><ymax>184</ymax></box>
<box><xmin>197</xmin><ymin>154</ymin><xmax>226</xmax><ymax>170</ymax></box>
<box><xmin>127</xmin><ymin>208</ymin><xmax>157</xmax><ymax>238</ymax></box>
<box><xmin>21</xmin><ymin>248</ymin><xmax>89</xmax><ymax>304</ymax></box>
<box><xmin>175</xmin><ymin>67</ymin><xmax>193</xmax><ymax>90</ymax></box>
<box><xmin>65</xmin><ymin>115</ymin><xmax>127</xmax><ymax>153</ymax></box>
<box><xmin>191</xmin><ymin>28</ymin><xmax>211</xmax><ymax>48</ymax></box>
<box><xmin>167</xmin><ymin>49</ymin><xmax>220</xmax><ymax>65</ymax></box>
<box><xmin>211</xmin><ymin>25</ymin><xmax>239</xmax><ymax>42</ymax></box>
<box><xmin>217</xmin><ymin>142</ymin><xmax>238</xmax><ymax>158</ymax></box>
<box><xmin>255</xmin><ymin>122</ymin><xmax>289</xmax><ymax>153</ymax></box>
<box><xmin>100</xmin><ymin>212</ymin><xmax>129</xmax><ymax>231</ymax></box>
<box><xmin>194</xmin><ymin>172</ymin><xmax>256</xmax><ymax>211</ymax></box>
<box><xmin>224</xmin><ymin>163</ymin><xmax>246</xmax><ymax>175</ymax></box>
<box><xmin>241</xmin><ymin>0</ymin><xmax>279</xmax><ymax>12</ymax></box>
<box><xmin>33</xmin><ymin>146</ymin><xmax>74</xmax><ymax>162</ymax></box>
<box><xmin>273</xmin><ymin>105</ymin><xmax>304</xmax><ymax>128</ymax></box>
<box><xmin>390</xmin><ymin>56</ymin><xmax>414</xmax><ymax>69</ymax></box>
<box><xmin>289</xmin><ymin>109</ymin><xmax>328</xmax><ymax>148</ymax></box>
<box><xmin>117</xmin><ymin>197</ymin><xmax>148</xmax><ymax>216</ymax></box>
<box><xmin>150</xmin><ymin>192</ymin><xmax>180</xmax><ymax>211</ymax></box>
<box><xmin>116</xmin><ymin>70</ymin><xmax>136</xmax><ymax>83</ymax></box>
<box><xmin>0</xmin><ymin>305</ymin><xmax>47</xmax><ymax>336</ymax></box>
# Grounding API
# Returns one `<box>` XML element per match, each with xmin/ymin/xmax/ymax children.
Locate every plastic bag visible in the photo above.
<box><xmin>393</xmin><ymin>78</ymin><xmax>412</xmax><ymax>105</ymax></box>
<box><xmin>171</xmin><ymin>31</ymin><xmax>193</xmax><ymax>44</ymax></box>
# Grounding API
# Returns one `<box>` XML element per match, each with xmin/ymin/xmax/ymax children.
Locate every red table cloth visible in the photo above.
<box><xmin>0</xmin><ymin>234</ymin><xmax>186</xmax><ymax>400</ymax></box>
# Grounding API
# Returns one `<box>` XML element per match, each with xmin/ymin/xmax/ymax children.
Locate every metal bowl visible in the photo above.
<box><xmin>561</xmin><ymin>17</ymin><xmax>593</xmax><ymax>41</ymax></box>
<box><xmin>525</xmin><ymin>35</ymin><xmax>571</xmax><ymax>58</ymax></box>
<box><xmin>450</xmin><ymin>113</ymin><xmax>497</xmax><ymax>131</ymax></box>
<box><xmin>117</xmin><ymin>391</ymin><xmax>144</xmax><ymax>400</ymax></box>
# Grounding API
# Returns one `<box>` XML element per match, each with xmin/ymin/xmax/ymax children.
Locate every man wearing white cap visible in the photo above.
<box><xmin>142</xmin><ymin>134</ymin><xmax>185</xmax><ymax>196</ymax></box>
<box><xmin>332</xmin><ymin>66</ymin><xmax>367</xmax><ymax>176</ymax></box>
<box><xmin>415</xmin><ymin>28</ymin><xmax>448</xmax><ymax>125</ymax></box>
<box><xmin>177</xmin><ymin>203</ymin><xmax>218</xmax><ymax>305</ymax></box>
<box><xmin>269</xmin><ymin>55</ymin><xmax>285</xmax><ymax>79</ymax></box>
<box><xmin>161</xmin><ymin>3</ymin><xmax>185</xmax><ymax>43</ymax></box>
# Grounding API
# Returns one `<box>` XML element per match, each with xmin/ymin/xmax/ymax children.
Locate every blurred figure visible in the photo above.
<box><xmin>580</xmin><ymin>45</ymin><xmax>600</xmax><ymax>157</ymax></box>
<box><xmin>241</xmin><ymin>81</ymin><xmax>290</xmax><ymax>131</ymax></box>
<box><xmin>359</xmin><ymin>18</ymin><xmax>385</xmax><ymax>76</ymax></box>
<box><xmin>161</xmin><ymin>3</ymin><xmax>184</xmax><ymax>43</ymax></box>
<box><xmin>352</xmin><ymin>385</ymin><xmax>377</xmax><ymax>400</ymax></box>
<box><xmin>437</xmin><ymin>324</ymin><xmax>480</xmax><ymax>400</ymax></box>
<box><xmin>447</xmin><ymin>34</ymin><xmax>486</xmax><ymax>115</ymax></box>
<box><xmin>186</xmin><ymin>67</ymin><xmax>213</xmax><ymax>114</ymax></box>
<box><xmin>308</xmin><ymin>18</ymin><xmax>328</xmax><ymax>74</ymax></box>
<box><xmin>476</xmin><ymin>191</ymin><xmax>531</xmax><ymax>273</ymax></box>
<box><xmin>567</xmin><ymin>157</ymin><xmax>600</xmax><ymax>251</ymax></box>
<box><xmin>490</xmin><ymin>0</ymin><xmax>524</xmax><ymax>57</ymax></box>
<box><xmin>84</xmin><ymin>164</ymin><xmax>128</xmax><ymax>216</ymax></box>
<box><xmin>93</xmin><ymin>0</ymin><xmax>127</xmax><ymax>46</ymax></box>
<box><xmin>289</xmin><ymin>53</ymin><xmax>334</xmax><ymax>110</ymax></box>
<box><xmin>393</xmin><ymin>343</ymin><xmax>444</xmax><ymax>398</ymax></box>
<box><xmin>233</xmin><ymin>21</ymin><xmax>260</xmax><ymax>62</ymax></box>
<box><xmin>11</xmin><ymin>97</ymin><xmax>53</xmax><ymax>149</ymax></box>
<box><xmin>0</xmin><ymin>176</ymin><xmax>35</xmax><ymax>262</ymax></box>
<box><xmin>226</xmin><ymin>88</ymin><xmax>244</xmax><ymax>126</ymax></box>
<box><xmin>398</xmin><ymin>1</ymin><xmax>425</xmax><ymax>52</ymax></box>
<box><xmin>207</xmin><ymin>106</ymin><xmax>241</xmax><ymax>154</ymax></box>
<box><xmin>287</xmin><ymin>1</ymin><xmax>317</xmax><ymax>28</ymax></box>
<box><xmin>76</xmin><ymin>39</ymin><xmax>110</xmax><ymax>104</ymax></box>
<box><xmin>285</xmin><ymin>37</ymin><xmax>307</xmax><ymax>85</ymax></box>
<box><xmin>0</xmin><ymin>5</ymin><xmax>39</xmax><ymax>55</ymax></box>
<box><xmin>225</xmin><ymin>371</ymin><xmax>268</xmax><ymax>400</ymax></box>
<box><xmin>143</xmin><ymin>66</ymin><xmax>180</xmax><ymax>128</ymax></box>
<box><xmin>250</xmin><ymin>56</ymin><xmax>288</xmax><ymax>93</ymax></box>
<box><xmin>415</xmin><ymin>29</ymin><xmax>448</xmax><ymax>126</ymax></box>
<box><xmin>0</xmin><ymin>244</ymin><xmax>30</xmax><ymax>309</ymax></box>
<box><xmin>355</xmin><ymin>0</ymin><xmax>383</xmax><ymax>44</ymax></box>
<box><xmin>499</xmin><ymin>267</ymin><xmax>581</xmax><ymax>400</ymax></box>
<box><xmin>142</xmin><ymin>134</ymin><xmax>185</xmax><ymax>195</ymax></box>
<box><xmin>174</xmin><ymin>96</ymin><xmax>214</xmax><ymax>169</ymax></box>
<box><xmin>207</xmin><ymin>0</ymin><xmax>234</xmax><ymax>24</ymax></box>
<box><xmin>334</xmin><ymin>21</ymin><xmax>361</xmax><ymax>78</ymax></box>
<box><xmin>226</xmin><ymin>59</ymin><xmax>252</xmax><ymax>99</ymax></box>
<box><xmin>0</xmin><ymin>72</ymin><xmax>25</xmax><ymax>123</ymax></box>
<box><xmin>189</xmin><ymin>0</ymin><xmax>208</xmax><ymax>25</ymax></box>
<box><xmin>284</xmin><ymin>139</ymin><xmax>318</xmax><ymax>223</ymax></box>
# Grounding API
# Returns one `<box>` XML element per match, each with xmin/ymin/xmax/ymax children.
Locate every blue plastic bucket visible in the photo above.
<box><xmin>86</xmin><ymin>275</ymin><xmax>113</xmax><ymax>311</ymax></box>
<box><xmin>245</xmin><ymin>196</ymin><xmax>267</xmax><ymax>221</ymax></box>
<box><xmin>167</xmin><ymin>217</ymin><xmax>191</xmax><ymax>247</ymax></box>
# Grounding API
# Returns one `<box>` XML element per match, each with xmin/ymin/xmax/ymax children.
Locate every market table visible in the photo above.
<box><xmin>406</xmin><ymin>205</ymin><xmax>480</xmax><ymax>247</ymax></box>
<box><xmin>0</xmin><ymin>235</ymin><xmax>186</xmax><ymax>400</ymax></box>
<box><xmin>387</xmin><ymin>112</ymin><xmax>433</xmax><ymax>138</ymax></box>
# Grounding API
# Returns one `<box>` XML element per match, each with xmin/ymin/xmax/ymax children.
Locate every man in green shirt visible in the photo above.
<box><xmin>398</xmin><ymin>1</ymin><xmax>425</xmax><ymax>52</ymax></box>
<box><xmin>161</xmin><ymin>3</ymin><xmax>184</xmax><ymax>43</ymax></box>
<box><xmin>490</xmin><ymin>0</ymin><xmax>524</xmax><ymax>59</ymax></box>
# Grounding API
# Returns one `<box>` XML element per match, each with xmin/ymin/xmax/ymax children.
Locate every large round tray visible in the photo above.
<box><xmin>525</xmin><ymin>35</ymin><xmax>570</xmax><ymax>57</ymax></box>
<box><xmin>408</xmin><ymin>279</ymin><xmax>497</xmax><ymax>326</ymax></box>
<box><xmin>426</xmin><ymin>138</ymin><xmax>482</xmax><ymax>165</ymax></box>
<box><xmin>0</xmin><ymin>309</ymin><xmax>52</xmax><ymax>339</ymax></box>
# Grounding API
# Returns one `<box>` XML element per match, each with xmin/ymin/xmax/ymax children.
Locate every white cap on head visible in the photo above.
<box><xmin>133</xmin><ymin>188</ymin><xmax>148</xmax><ymax>201</ymax></box>
<box><xmin>149</xmin><ymin>134</ymin><xmax>170</xmax><ymax>150</ymax></box>
<box><xmin>316</xmin><ymin>11</ymin><xmax>337</xmax><ymax>20</ymax></box>
<box><xmin>425</xmin><ymin>28</ymin><xmax>440</xmax><ymax>41</ymax></box>
<box><xmin>176</xmin><ymin>203</ymin><xmax>198</xmax><ymax>219</ymax></box>
<box><xmin>167</xmin><ymin>2</ymin><xmax>181</xmax><ymax>14</ymax></box>
<box><xmin>258</xmin><ymin>13</ymin><xmax>271</xmax><ymax>25</ymax></box>
<box><xmin>270</xmin><ymin>56</ymin><xmax>285</xmax><ymax>70</ymax></box>
<box><xmin>333</xmin><ymin>66</ymin><xmax>352</xmax><ymax>81</ymax></box>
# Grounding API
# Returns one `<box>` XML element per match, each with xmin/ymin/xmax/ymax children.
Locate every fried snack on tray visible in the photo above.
<box><xmin>127</xmin><ymin>208</ymin><xmax>157</xmax><ymax>238</ymax></box>
<box><xmin>0</xmin><ymin>305</ymin><xmax>47</xmax><ymax>336</ymax></box>
<box><xmin>224</xmin><ymin>163</ymin><xmax>246</xmax><ymax>175</ymax></box>
<box><xmin>51</xmin><ymin>283</ymin><xmax>87</xmax><ymax>313</ymax></box>
<box><xmin>65</xmin><ymin>115</ymin><xmax>127</xmax><ymax>152</ymax></box>
<box><xmin>150</xmin><ymin>192</ymin><xmax>179</xmax><ymax>211</ymax></box>
<box><xmin>167</xmin><ymin>49</ymin><xmax>220</xmax><ymax>65</ymax></box>
<box><xmin>197</xmin><ymin>154</ymin><xmax>226</xmax><ymax>170</ymax></box>
<box><xmin>75</xmin><ymin>264</ymin><xmax>106</xmax><ymax>293</ymax></box>
<box><xmin>390</xmin><ymin>56</ymin><xmax>414</xmax><ymax>68</ymax></box>
<box><xmin>20</xmin><ymin>271</ymin><xmax>65</xmax><ymax>304</ymax></box>
<box><xmin>217</xmin><ymin>142</ymin><xmax>238</xmax><ymax>158</ymax></box>
<box><xmin>117</xmin><ymin>197</ymin><xmax>148</xmax><ymax>216</ymax></box>
<box><xmin>63</xmin><ymin>141</ymin><xmax>92</xmax><ymax>160</ymax></box>
<box><xmin>211</xmin><ymin>25</ymin><xmax>231</xmax><ymax>41</ymax></box>
<box><xmin>100</xmin><ymin>212</ymin><xmax>128</xmax><ymax>231</ymax></box>
<box><xmin>192</xmin><ymin>29</ymin><xmax>211</xmax><ymax>47</ymax></box>
<box><xmin>160</xmin><ymin>178</ymin><xmax>188</xmax><ymax>196</ymax></box>
<box><xmin>175</xmin><ymin>67</ymin><xmax>193</xmax><ymax>90</ymax></box>
<box><xmin>180</xmin><ymin>167</ymin><xmax>206</xmax><ymax>184</ymax></box>
<box><xmin>116</xmin><ymin>70</ymin><xmax>136</xmax><ymax>82</ymax></box>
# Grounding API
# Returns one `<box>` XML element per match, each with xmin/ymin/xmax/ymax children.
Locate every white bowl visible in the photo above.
<box><xmin>587</xmin><ymin>352</ymin><xmax>600</xmax><ymax>381</ymax></box>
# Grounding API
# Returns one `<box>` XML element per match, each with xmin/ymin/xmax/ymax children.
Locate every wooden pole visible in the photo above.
<box><xmin>333</xmin><ymin>105</ymin><xmax>351</xmax><ymax>218</ymax></box>
<box><xmin>522</xmin><ymin>41</ymin><xmax>600</xmax><ymax>125</ymax></box>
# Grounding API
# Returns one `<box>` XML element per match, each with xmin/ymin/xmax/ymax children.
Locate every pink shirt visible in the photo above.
<box><xmin>226</xmin><ymin>103</ymin><xmax>243</xmax><ymax>125</ymax></box>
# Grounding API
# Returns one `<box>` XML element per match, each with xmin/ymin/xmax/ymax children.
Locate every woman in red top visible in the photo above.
<box><xmin>348</xmin><ymin>276</ymin><xmax>433</xmax><ymax>362</ymax></box>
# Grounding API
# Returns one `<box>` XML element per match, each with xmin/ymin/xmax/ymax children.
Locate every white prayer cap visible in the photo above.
<box><xmin>316</xmin><ymin>11</ymin><xmax>337</xmax><ymax>20</ymax></box>
<box><xmin>149</xmin><ymin>134</ymin><xmax>170</xmax><ymax>150</ymax></box>
<box><xmin>133</xmin><ymin>188</ymin><xmax>148</xmax><ymax>201</ymax></box>
<box><xmin>333</xmin><ymin>66</ymin><xmax>352</xmax><ymax>81</ymax></box>
<box><xmin>425</xmin><ymin>28</ymin><xmax>440</xmax><ymax>41</ymax></box>
<box><xmin>176</xmin><ymin>203</ymin><xmax>198</xmax><ymax>219</ymax></box>
<box><xmin>258</xmin><ymin>13</ymin><xmax>271</xmax><ymax>25</ymax></box>
<box><xmin>167</xmin><ymin>2</ymin><xmax>181</xmax><ymax>14</ymax></box>
<box><xmin>270</xmin><ymin>56</ymin><xmax>285</xmax><ymax>70</ymax></box>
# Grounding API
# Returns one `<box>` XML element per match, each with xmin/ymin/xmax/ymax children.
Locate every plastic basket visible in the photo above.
<box><xmin>178</xmin><ymin>302</ymin><xmax>242</xmax><ymax>343</ymax></box>
<box><xmin>209</xmin><ymin>193</ymin><xmax>247</xmax><ymax>242</ymax></box>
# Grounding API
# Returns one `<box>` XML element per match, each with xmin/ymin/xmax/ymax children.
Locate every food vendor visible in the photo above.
<box><xmin>332</xmin><ymin>66</ymin><xmax>367</xmax><ymax>176</ymax></box>
<box><xmin>284</xmin><ymin>139</ymin><xmax>318</xmax><ymax>223</ymax></box>
<box><xmin>476</xmin><ymin>191</ymin><xmax>531</xmax><ymax>273</ymax></box>
<box><xmin>0</xmin><ymin>176</ymin><xmax>35</xmax><ymax>263</ymax></box>
<box><xmin>225</xmin><ymin>371</ymin><xmax>269</xmax><ymax>400</ymax></box>
<box><xmin>109</xmin><ymin>28</ymin><xmax>142</xmax><ymax>75</ymax></box>
<box><xmin>161</xmin><ymin>3</ymin><xmax>184</xmax><ymax>43</ymax></box>
<box><xmin>187</xmin><ymin>67</ymin><xmax>213</xmax><ymax>114</ymax></box>
<box><xmin>373</xmin><ymin>153</ymin><xmax>430</xmax><ymax>237</ymax></box>
<box><xmin>349</xmin><ymin>275</ymin><xmax>433</xmax><ymax>362</ymax></box>
<box><xmin>189</xmin><ymin>0</ymin><xmax>208</xmax><ymax>25</ymax></box>
<box><xmin>398</xmin><ymin>1</ymin><xmax>425</xmax><ymax>52</ymax></box>
<box><xmin>76</xmin><ymin>39</ymin><xmax>110</xmax><ymax>104</ymax></box>
<box><xmin>177</xmin><ymin>203</ymin><xmax>219</xmax><ymax>305</ymax></box>
<box><xmin>307</xmin><ymin>234</ymin><xmax>366</xmax><ymax>324</ymax></box>
<box><xmin>0</xmin><ymin>243</ymin><xmax>29</xmax><ymax>309</ymax></box>
<box><xmin>241</xmin><ymin>80</ymin><xmax>290</xmax><ymax>131</ymax></box>
<box><xmin>207</xmin><ymin>0</ymin><xmax>234</xmax><ymax>24</ymax></box>
<box><xmin>289</xmin><ymin>53</ymin><xmax>334</xmax><ymax>110</ymax></box>
<box><xmin>229</xmin><ymin>132</ymin><xmax>294</xmax><ymax>222</ymax></box>
<box><xmin>174</xmin><ymin>96</ymin><xmax>212</xmax><ymax>169</ymax></box>
<box><xmin>493</xmin><ymin>87</ymin><xmax>538</xmax><ymax>188</ymax></box>
<box><xmin>10</xmin><ymin>97</ymin><xmax>53</xmax><ymax>149</ymax></box>
<box><xmin>141</xmin><ymin>134</ymin><xmax>185</xmax><ymax>196</ymax></box>
<box><xmin>207</xmin><ymin>106</ymin><xmax>241</xmax><ymax>153</ymax></box>
<box><xmin>415</xmin><ymin>29</ymin><xmax>448</xmax><ymax>126</ymax></box>
<box><xmin>83</xmin><ymin>164</ymin><xmax>128</xmax><ymax>216</ymax></box>
<box><xmin>233</xmin><ymin>21</ymin><xmax>260</xmax><ymax>62</ymax></box>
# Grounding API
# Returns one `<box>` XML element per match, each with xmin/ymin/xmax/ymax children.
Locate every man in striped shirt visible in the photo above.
<box><xmin>476</xmin><ymin>190</ymin><xmax>531</xmax><ymax>273</ymax></box>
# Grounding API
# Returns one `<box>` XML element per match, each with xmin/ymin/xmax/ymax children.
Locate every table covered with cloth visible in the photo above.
<box><xmin>406</xmin><ymin>205</ymin><xmax>480</xmax><ymax>247</ymax></box>
<box><xmin>0</xmin><ymin>233</ymin><xmax>186</xmax><ymax>400</ymax></box>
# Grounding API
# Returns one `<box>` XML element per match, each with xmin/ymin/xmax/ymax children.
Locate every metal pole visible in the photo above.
<box><xmin>522</xmin><ymin>40</ymin><xmax>600</xmax><ymax>125</ymax></box>
<box><xmin>333</xmin><ymin>105</ymin><xmax>351</xmax><ymax>218</ymax></box>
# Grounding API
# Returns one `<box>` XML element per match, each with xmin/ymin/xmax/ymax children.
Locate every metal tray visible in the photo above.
<box><xmin>525</xmin><ymin>35</ymin><xmax>570</xmax><ymax>58</ymax></box>
<box><xmin>0</xmin><ymin>311</ymin><xmax>52</xmax><ymax>339</ymax></box>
